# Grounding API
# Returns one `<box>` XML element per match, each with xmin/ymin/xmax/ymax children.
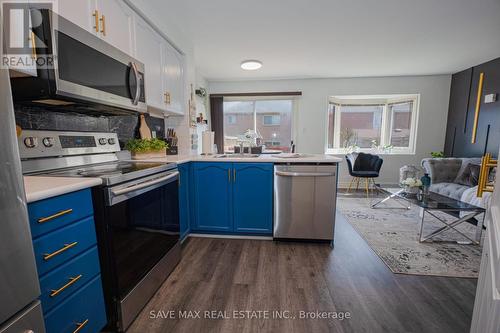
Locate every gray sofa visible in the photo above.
<box><xmin>421</xmin><ymin>158</ymin><xmax>481</xmax><ymax>201</ymax></box>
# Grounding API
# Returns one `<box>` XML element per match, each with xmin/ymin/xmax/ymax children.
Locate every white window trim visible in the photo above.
<box><xmin>325</xmin><ymin>94</ymin><xmax>420</xmax><ymax>155</ymax></box>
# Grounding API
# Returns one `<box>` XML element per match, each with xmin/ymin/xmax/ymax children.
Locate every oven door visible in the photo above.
<box><xmin>104</xmin><ymin>170</ymin><xmax>179</xmax><ymax>300</ymax></box>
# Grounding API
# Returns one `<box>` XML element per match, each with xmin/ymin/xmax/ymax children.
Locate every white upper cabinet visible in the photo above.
<box><xmin>95</xmin><ymin>0</ymin><xmax>135</xmax><ymax>55</ymax></box>
<box><xmin>135</xmin><ymin>17</ymin><xmax>185</xmax><ymax>115</ymax></box>
<box><xmin>56</xmin><ymin>0</ymin><xmax>185</xmax><ymax>116</ymax></box>
<box><xmin>162</xmin><ymin>41</ymin><xmax>184</xmax><ymax>115</ymax></box>
<box><xmin>57</xmin><ymin>0</ymin><xmax>134</xmax><ymax>54</ymax></box>
<box><xmin>57</xmin><ymin>0</ymin><xmax>97</xmax><ymax>33</ymax></box>
<box><xmin>134</xmin><ymin>16</ymin><xmax>164</xmax><ymax>111</ymax></box>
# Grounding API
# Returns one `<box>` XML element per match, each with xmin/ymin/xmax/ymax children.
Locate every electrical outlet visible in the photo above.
<box><xmin>484</xmin><ymin>93</ymin><xmax>497</xmax><ymax>104</ymax></box>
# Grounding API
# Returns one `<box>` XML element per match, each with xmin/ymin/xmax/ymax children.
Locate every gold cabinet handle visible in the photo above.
<box><xmin>29</xmin><ymin>31</ymin><xmax>36</xmax><ymax>59</ymax></box>
<box><xmin>43</xmin><ymin>242</ymin><xmax>78</xmax><ymax>261</ymax></box>
<box><xmin>471</xmin><ymin>72</ymin><xmax>484</xmax><ymax>144</ymax></box>
<box><xmin>233</xmin><ymin>169</ymin><xmax>236</xmax><ymax>182</ymax></box>
<box><xmin>73</xmin><ymin>319</ymin><xmax>89</xmax><ymax>333</ymax></box>
<box><xmin>228</xmin><ymin>169</ymin><xmax>231</xmax><ymax>182</ymax></box>
<box><xmin>50</xmin><ymin>274</ymin><xmax>82</xmax><ymax>297</ymax></box>
<box><xmin>164</xmin><ymin>92</ymin><xmax>171</xmax><ymax>104</ymax></box>
<box><xmin>100</xmin><ymin>14</ymin><xmax>106</xmax><ymax>36</ymax></box>
<box><xmin>92</xmin><ymin>10</ymin><xmax>99</xmax><ymax>33</ymax></box>
<box><xmin>37</xmin><ymin>208</ymin><xmax>73</xmax><ymax>224</ymax></box>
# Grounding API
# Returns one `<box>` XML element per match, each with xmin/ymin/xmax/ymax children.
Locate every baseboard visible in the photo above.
<box><xmin>189</xmin><ymin>233</ymin><xmax>273</xmax><ymax>240</ymax></box>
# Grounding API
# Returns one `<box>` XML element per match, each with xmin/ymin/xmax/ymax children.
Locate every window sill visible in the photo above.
<box><xmin>325</xmin><ymin>149</ymin><xmax>415</xmax><ymax>156</ymax></box>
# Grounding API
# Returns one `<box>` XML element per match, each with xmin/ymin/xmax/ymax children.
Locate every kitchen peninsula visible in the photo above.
<box><xmin>135</xmin><ymin>154</ymin><xmax>342</xmax><ymax>241</ymax></box>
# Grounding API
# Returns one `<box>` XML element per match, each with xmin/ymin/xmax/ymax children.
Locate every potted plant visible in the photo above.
<box><xmin>430</xmin><ymin>151</ymin><xmax>444</xmax><ymax>158</ymax></box>
<box><xmin>125</xmin><ymin>138</ymin><xmax>168</xmax><ymax>159</ymax></box>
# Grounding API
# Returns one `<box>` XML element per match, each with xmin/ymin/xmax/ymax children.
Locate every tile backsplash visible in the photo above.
<box><xmin>14</xmin><ymin>106</ymin><xmax>165</xmax><ymax>147</ymax></box>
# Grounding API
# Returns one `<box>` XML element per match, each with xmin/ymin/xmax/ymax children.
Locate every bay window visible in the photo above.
<box><xmin>326</xmin><ymin>95</ymin><xmax>419</xmax><ymax>154</ymax></box>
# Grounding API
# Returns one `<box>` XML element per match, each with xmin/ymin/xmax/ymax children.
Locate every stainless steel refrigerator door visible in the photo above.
<box><xmin>0</xmin><ymin>68</ymin><xmax>41</xmax><ymax>324</ymax></box>
<box><xmin>0</xmin><ymin>301</ymin><xmax>44</xmax><ymax>333</ymax></box>
<box><xmin>274</xmin><ymin>164</ymin><xmax>337</xmax><ymax>240</ymax></box>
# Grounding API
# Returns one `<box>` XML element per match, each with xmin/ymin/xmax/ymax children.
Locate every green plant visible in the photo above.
<box><xmin>125</xmin><ymin>138</ymin><xmax>167</xmax><ymax>153</ymax></box>
<box><xmin>430</xmin><ymin>151</ymin><xmax>444</xmax><ymax>158</ymax></box>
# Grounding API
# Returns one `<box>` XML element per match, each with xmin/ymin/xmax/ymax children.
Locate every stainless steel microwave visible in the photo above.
<box><xmin>9</xmin><ymin>9</ymin><xmax>146</xmax><ymax>114</ymax></box>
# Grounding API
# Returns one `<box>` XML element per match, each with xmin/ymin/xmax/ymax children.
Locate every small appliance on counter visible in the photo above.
<box><xmin>18</xmin><ymin>129</ymin><xmax>180</xmax><ymax>332</ymax></box>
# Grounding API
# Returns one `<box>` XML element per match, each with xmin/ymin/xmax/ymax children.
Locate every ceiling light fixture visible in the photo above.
<box><xmin>241</xmin><ymin>60</ymin><xmax>262</xmax><ymax>71</ymax></box>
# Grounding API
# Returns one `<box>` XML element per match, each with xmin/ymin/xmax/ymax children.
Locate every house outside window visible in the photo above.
<box><xmin>326</xmin><ymin>94</ymin><xmax>419</xmax><ymax>154</ymax></box>
<box><xmin>262</xmin><ymin>115</ymin><xmax>281</xmax><ymax>126</ymax></box>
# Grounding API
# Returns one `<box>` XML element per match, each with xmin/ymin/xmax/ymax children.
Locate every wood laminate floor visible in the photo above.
<box><xmin>127</xmin><ymin>213</ymin><xmax>477</xmax><ymax>333</ymax></box>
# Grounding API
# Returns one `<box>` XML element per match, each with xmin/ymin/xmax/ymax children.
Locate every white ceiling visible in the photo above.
<box><xmin>146</xmin><ymin>0</ymin><xmax>500</xmax><ymax>81</ymax></box>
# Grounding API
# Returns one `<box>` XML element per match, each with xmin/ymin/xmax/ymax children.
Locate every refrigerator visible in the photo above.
<box><xmin>0</xmin><ymin>67</ymin><xmax>45</xmax><ymax>332</ymax></box>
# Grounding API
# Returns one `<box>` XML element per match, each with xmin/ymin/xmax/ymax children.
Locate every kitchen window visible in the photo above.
<box><xmin>223</xmin><ymin>98</ymin><xmax>294</xmax><ymax>152</ymax></box>
<box><xmin>326</xmin><ymin>95</ymin><xmax>419</xmax><ymax>154</ymax></box>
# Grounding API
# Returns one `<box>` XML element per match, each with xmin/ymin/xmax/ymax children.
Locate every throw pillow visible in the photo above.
<box><xmin>454</xmin><ymin>163</ymin><xmax>481</xmax><ymax>187</ymax></box>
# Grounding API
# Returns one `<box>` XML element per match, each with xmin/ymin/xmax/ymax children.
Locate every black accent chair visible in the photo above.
<box><xmin>345</xmin><ymin>152</ymin><xmax>383</xmax><ymax>196</ymax></box>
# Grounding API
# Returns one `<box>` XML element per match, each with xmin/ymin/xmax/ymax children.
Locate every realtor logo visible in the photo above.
<box><xmin>1</xmin><ymin>1</ymin><xmax>55</xmax><ymax>70</ymax></box>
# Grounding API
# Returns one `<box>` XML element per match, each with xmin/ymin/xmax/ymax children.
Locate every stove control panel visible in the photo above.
<box><xmin>18</xmin><ymin>130</ymin><xmax>121</xmax><ymax>159</ymax></box>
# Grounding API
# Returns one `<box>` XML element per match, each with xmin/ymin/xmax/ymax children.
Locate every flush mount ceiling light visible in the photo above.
<box><xmin>241</xmin><ymin>60</ymin><xmax>262</xmax><ymax>71</ymax></box>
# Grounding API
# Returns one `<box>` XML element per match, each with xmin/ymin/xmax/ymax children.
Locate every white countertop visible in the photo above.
<box><xmin>135</xmin><ymin>153</ymin><xmax>342</xmax><ymax>164</ymax></box>
<box><xmin>23</xmin><ymin>154</ymin><xmax>340</xmax><ymax>203</ymax></box>
<box><xmin>24</xmin><ymin>176</ymin><xmax>102</xmax><ymax>203</ymax></box>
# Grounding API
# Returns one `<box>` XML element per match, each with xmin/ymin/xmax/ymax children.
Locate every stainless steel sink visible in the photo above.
<box><xmin>214</xmin><ymin>154</ymin><xmax>261</xmax><ymax>158</ymax></box>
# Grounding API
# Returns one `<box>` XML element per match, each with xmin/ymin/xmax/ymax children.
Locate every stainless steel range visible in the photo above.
<box><xmin>19</xmin><ymin>129</ymin><xmax>181</xmax><ymax>332</ymax></box>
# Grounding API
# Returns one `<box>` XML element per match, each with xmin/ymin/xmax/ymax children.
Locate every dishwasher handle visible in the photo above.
<box><xmin>275</xmin><ymin>171</ymin><xmax>336</xmax><ymax>177</ymax></box>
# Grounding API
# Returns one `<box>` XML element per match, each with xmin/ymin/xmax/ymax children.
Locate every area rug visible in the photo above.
<box><xmin>337</xmin><ymin>196</ymin><xmax>483</xmax><ymax>278</ymax></box>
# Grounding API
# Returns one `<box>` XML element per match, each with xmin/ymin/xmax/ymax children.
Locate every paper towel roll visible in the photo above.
<box><xmin>202</xmin><ymin>131</ymin><xmax>215</xmax><ymax>154</ymax></box>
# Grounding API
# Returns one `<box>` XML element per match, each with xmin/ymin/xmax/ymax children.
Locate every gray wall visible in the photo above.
<box><xmin>209</xmin><ymin>75</ymin><xmax>452</xmax><ymax>185</ymax></box>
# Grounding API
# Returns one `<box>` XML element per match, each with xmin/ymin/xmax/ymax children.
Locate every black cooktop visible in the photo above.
<box><xmin>44</xmin><ymin>161</ymin><xmax>176</xmax><ymax>186</ymax></box>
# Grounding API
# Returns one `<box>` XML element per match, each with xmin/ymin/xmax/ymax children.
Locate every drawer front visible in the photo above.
<box><xmin>40</xmin><ymin>246</ymin><xmax>101</xmax><ymax>313</ymax></box>
<box><xmin>28</xmin><ymin>189</ymin><xmax>94</xmax><ymax>238</ymax></box>
<box><xmin>45</xmin><ymin>275</ymin><xmax>107</xmax><ymax>333</ymax></box>
<box><xmin>33</xmin><ymin>216</ymin><xmax>97</xmax><ymax>276</ymax></box>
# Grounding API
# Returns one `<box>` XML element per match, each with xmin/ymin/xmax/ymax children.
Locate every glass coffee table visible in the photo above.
<box><xmin>371</xmin><ymin>186</ymin><xmax>485</xmax><ymax>245</ymax></box>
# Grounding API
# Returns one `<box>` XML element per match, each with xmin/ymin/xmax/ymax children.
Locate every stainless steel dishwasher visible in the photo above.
<box><xmin>274</xmin><ymin>164</ymin><xmax>338</xmax><ymax>242</ymax></box>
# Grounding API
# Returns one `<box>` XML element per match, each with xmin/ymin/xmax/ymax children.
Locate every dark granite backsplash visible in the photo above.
<box><xmin>14</xmin><ymin>106</ymin><xmax>165</xmax><ymax>147</ymax></box>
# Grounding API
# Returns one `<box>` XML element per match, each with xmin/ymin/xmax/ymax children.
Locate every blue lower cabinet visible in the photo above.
<box><xmin>39</xmin><ymin>246</ymin><xmax>101</xmax><ymax>313</ymax></box>
<box><xmin>191</xmin><ymin>162</ymin><xmax>273</xmax><ymax>235</ymax></box>
<box><xmin>28</xmin><ymin>189</ymin><xmax>94</xmax><ymax>238</ymax></box>
<box><xmin>33</xmin><ymin>216</ymin><xmax>97</xmax><ymax>276</ymax></box>
<box><xmin>178</xmin><ymin>163</ymin><xmax>191</xmax><ymax>241</ymax></box>
<box><xmin>233</xmin><ymin>163</ymin><xmax>273</xmax><ymax>234</ymax></box>
<box><xmin>192</xmin><ymin>163</ymin><xmax>233</xmax><ymax>232</ymax></box>
<box><xmin>44</xmin><ymin>275</ymin><xmax>107</xmax><ymax>333</ymax></box>
<box><xmin>28</xmin><ymin>191</ymin><xmax>107</xmax><ymax>333</ymax></box>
